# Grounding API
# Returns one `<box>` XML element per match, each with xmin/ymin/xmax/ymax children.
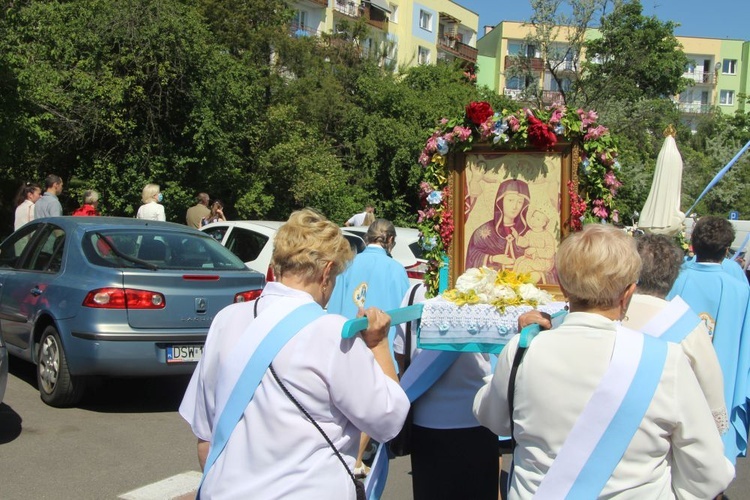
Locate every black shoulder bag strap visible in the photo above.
<box><xmin>403</xmin><ymin>283</ymin><xmax>423</xmax><ymax>372</ymax></box>
<box><xmin>507</xmin><ymin>344</ymin><xmax>528</xmax><ymax>451</ymax></box>
<box><xmin>255</xmin><ymin>299</ymin><xmax>365</xmax><ymax>500</ymax></box>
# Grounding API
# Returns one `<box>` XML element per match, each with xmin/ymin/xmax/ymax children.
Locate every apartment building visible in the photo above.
<box><xmin>477</xmin><ymin>21</ymin><xmax>749</xmax><ymax>131</ymax></box>
<box><xmin>287</xmin><ymin>0</ymin><xmax>479</xmax><ymax>69</ymax></box>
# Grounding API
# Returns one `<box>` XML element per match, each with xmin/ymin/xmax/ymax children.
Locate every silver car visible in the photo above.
<box><xmin>0</xmin><ymin>217</ymin><xmax>265</xmax><ymax>407</ymax></box>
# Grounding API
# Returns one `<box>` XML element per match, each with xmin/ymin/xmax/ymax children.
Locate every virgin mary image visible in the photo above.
<box><xmin>465</xmin><ymin>178</ymin><xmax>530</xmax><ymax>270</ymax></box>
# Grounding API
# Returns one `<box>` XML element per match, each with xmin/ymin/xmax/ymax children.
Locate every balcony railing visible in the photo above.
<box><xmin>290</xmin><ymin>22</ymin><xmax>320</xmax><ymax>38</ymax></box>
<box><xmin>308</xmin><ymin>0</ymin><xmax>329</xmax><ymax>6</ymax></box>
<box><xmin>542</xmin><ymin>90</ymin><xmax>564</xmax><ymax>105</ymax></box>
<box><xmin>676</xmin><ymin>102</ymin><xmax>712</xmax><ymax>114</ymax></box>
<box><xmin>437</xmin><ymin>36</ymin><xmax>478</xmax><ymax>62</ymax></box>
<box><xmin>333</xmin><ymin>0</ymin><xmax>360</xmax><ymax>17</ymax></box>
<box><xmin>504</xmin><ymin>88</ymin><xmax>524</xmax><ymax>99</ymax></box>
<box><xmin>362</xmin><ymin>3</ymin><xmax>388</xmax><ymax>30</ymax></box>
<box><xmin>505</xmin><ymin>55</ymin><xmax>545</xmax><ymax>72</ymax></box>
<box><xmin>682</xmin><ymin>70</ymin><xmax>716</xmax><ymax>85</ymax></box>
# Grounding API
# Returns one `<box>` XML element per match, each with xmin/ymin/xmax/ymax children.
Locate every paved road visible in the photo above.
<box><xmin>1</xmin><ymin>357</ymin><xmax>747</xmax><ymax>499</ymax></box>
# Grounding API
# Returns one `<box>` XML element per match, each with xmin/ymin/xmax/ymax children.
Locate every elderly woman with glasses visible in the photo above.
<box><xmin>474</xmin><ymin>224</ymin><xmax>734</xmax><ymax>499</ymax></box>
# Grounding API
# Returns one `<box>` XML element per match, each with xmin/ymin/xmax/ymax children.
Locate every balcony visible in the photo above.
<box><xmin>504</xmin><ymin>88</ymin><xmax>524</xmax><ymax>99</ymax></box>
<box><xmin>332</xmin><ymin>0</ymin><xmax>388</xmax><ymax>30</ymax></box>
<box><xmin>289</xmin><ymin>22</ymin><xmax>320</xmax><ymax>38</ymax></box>
<box><xmin>307</xmin><ymin>0</ymin><xmax>329</xmax><ymax>6</ymax></box>
<box><xmin>362</xmin><ymin>2</ymin><xmax>388</xmax><ymax>30</ymax></box>
<box><xmin>505</xmin><ymin>55</ymin><xmax>545</xmax><ymax>72</ymax></box>
<box><xmin>676</xmin><ymin>102</ymin><xmax>712</xmax><ymax>114</ymax></box>
<box><xmin>542</xmin><ymin>90</ymin><xmax>565</xmax><ymax>106</ymax></box>
<box><xmin>437</xmin><ymin>35</ymin><xmax>477</xmax><ymax>63</ymax></box>
<box><xmin>333</xmin><ymin>0</ymin><xmax>360</xmax><ymax>18</ymax></box>
<box><xmin>682</xmin><ymin>70</ymin><xmax>716</xmax><ymax>86</ymax></box>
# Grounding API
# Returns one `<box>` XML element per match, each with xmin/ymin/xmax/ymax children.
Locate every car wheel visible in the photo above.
<box><xmin>37</xmin><ymin>326</ymin><xmax>86</xmax><ymax>407</ymax></box>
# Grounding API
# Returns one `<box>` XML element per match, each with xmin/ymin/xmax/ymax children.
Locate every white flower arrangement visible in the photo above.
<box><xmin>444</xmin><ymin>266</ymin><xmax>553</xmax><ymax>312</ymax></box>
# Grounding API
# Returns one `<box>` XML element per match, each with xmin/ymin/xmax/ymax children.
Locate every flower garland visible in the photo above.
<box><xmin>417</xmin><ymin>101</ymin><xmax>621</xmax><ymax>294</ymax></box>
<box><xmin>442</xmin><ymin>267</ymin><xmax>553</xmax><ymax>313</ymax></box>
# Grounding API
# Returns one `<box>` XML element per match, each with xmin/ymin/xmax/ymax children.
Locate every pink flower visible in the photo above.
<box><xmin>584</xmin><ymin>125</ymin><xmax>609</xmax><ymax>141</ymax></box>
<box><xmin>418</xmin><ymin>207</ymin><xmax>437</xmax><ymax>223</ymax></box>
<box><xmin>479</xmin><ymin>120</ymin><xmax>493</xmax><ymax>140</ymax></box>
<box><xmin>603</xmin><ymin>171</ymin><xmax>621</xmax><ymax>188</ymax></box>
<box><xmin>577</xmin><ymin>109</ymin><xmax>598</xmax><ymax>129</ymax></box>
<box><xmin>443</xmin><ymin>132</ymin><xmax>454</xmax><ymax>143</ymax></box>
<box><xmin>550</xmin><ymin>108</ymin><xmax>563</xmax><ymax>124</ymax></box>
<box><xmin>508</xmin><ymin>115</ymin><xmax>520</xmax><ymax>132</ymax></box>
<box><xmin>425</xmin><ymin>136</ymin><xmax>438</xmax><ymax>153</ymax></box>
<box><xmin>420</xmin><ymin>181</ymin><xmax>433</xmax><ymax>197</ymax></box>
<box><xmin>419</xmin><ymin>152</ymin><xmax>430</xmax><ymax>166</ymax></box>
<box><xmin>440</xmin><ymin>118</ymin><xmax>448</xmax><ymax>125</ymax></box>
<box><xmin>453</xmin><ymin>125</ymin><xmax>472</xmax><ymax>141</ymax></box>
<box><xmin>592</xmin><ymin>199</ymin><xmax>608</xmax><ymax>219</ymax></box>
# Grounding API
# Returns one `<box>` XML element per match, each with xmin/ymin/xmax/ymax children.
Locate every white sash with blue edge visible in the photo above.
<box><xmin>534</xmin><ymin>326</ymin><xmax>668</xmax><ymax>499</ymax></box>
<box><xmin>198</xmin><ymin>301</ymin><xmax>324</xmax><ymax>497</ymax></box>
<box><xmin>640</xmin><ymin>295</ymin><xmax>701</xmax><ymax>343</ymax></box>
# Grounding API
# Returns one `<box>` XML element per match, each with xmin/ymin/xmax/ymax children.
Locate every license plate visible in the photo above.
<box><xmin>167</xmin><ymin>344</ymin><xmax>204</xmax><ymax>363</ymax></box>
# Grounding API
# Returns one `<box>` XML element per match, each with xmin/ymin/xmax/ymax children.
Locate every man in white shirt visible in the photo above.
<box><xmin>345</xmin><ymin>205</ymin><xmax>374</xmax><ymax>226</ymax></box>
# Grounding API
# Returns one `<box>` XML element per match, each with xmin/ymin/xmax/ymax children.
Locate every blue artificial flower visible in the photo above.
<box><xmin>613</xmin><ymin>160</ymin><xmax>621</xmax><ymax>170</ymax></box>
<box><xmin>421</xmin><ymin>235</ymin><xmax>438</xmax><ymax>251</ymax></box>
<box><xmin>426</xmin><ymin>190</ymin><xmax>443</xmax><ymax>205</ymax></box>
<box><xmin>493</xmin><ymin>119</ymin><xmax>509</xmax><ymax>134</ymax></box>
<box><xmin>554</xmin><ymin>124</ymin><xmax>565</xmax><ymax>135</ymax></box>
<box><xmin>582</xmin><ymin>158</ymin><xmax>591</xmax><ymax>174</ymax></box>
<box><xmin>436</xmin><ymin>137</ymin><xmax>449</xmax><ymax>155</ymax></box>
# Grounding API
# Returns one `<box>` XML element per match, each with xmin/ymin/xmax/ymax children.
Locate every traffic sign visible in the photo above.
<box><xmin>730</xmin><ymin>211</ymin><xmax>740</xmax><ymax>220</ymax></box>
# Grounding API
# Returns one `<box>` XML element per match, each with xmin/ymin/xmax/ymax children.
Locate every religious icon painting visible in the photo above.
<box><xmin>448</xmin><ymin>143</ymin><xmax>576</xmax><ymax>297</ymax></box>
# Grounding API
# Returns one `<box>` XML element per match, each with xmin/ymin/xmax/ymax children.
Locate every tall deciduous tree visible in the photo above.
<box><xmin>581</xmin><ymin>0</ymin><xmax>690</xmax><ymax>106</ymax></box>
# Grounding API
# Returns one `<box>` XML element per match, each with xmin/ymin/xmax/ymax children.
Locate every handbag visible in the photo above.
<box><xmin>270</xmin><ymin>365</ymin><xmax>365</xmax><ymax>500</ymax></box>
<box><xmin>387</xmin><ymin>283</ymin><xmax>422</xmax><ymax>457</ymax></box>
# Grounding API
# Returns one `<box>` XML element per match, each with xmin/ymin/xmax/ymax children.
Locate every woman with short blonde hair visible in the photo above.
<box><xmin>181</xmin><ymin>208</ymin><xmax>409</xmax><ymax>498</ymax></box>
<box><xmin>556</xmin><ymin>223</ymin><xmax>641</xmax><ymax>309</ymax></box>
<box><xmin>475</xmin><ymin>223</ymin><xmax>733</xmax><ymax>499</ymax></box>
<box><xmin>136</xmin><ymin>183</ymin><xmax>165</xmax><ymax>221</ymax></box>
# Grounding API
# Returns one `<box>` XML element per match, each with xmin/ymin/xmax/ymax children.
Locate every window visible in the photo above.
<box><xmin>389</xmin><ymin>3</ymin><xmax>398</xmax><ymax>23</ymax></box>
<box><xmin>507</xmin><ymin>41</ymin><xmax>538</xmax><ymax>58</ymax></box>
<box><xmin>295</xmin><ymin>10</ymin><xmax>307</xmax><ymax>30</ymax></box>
<box><xmin>418</xmin><ymin>46</ymin><xmax>430</xmax><ymax>65</ymax></box>
<box><xmin>225</xmin><ymin>228</ymin><xmax>269</xmax><ymax>265</ymax></box>
<box><xmin>720</xmin><ymin>90</ymin><xmax>735</xmax><ymax>105</ymax></box>
<box><xmin>419</xmin><ymin>10</ymin><xmax>432</xmax><ymax>31</ymax></box>
<box><xmin>722</xmin><ymin>59</ymin><xmax>737</xmax><ymax>74</ymax></box>
<box><xmin>0</xmin><ymin>223</ymin><xmax>42</xmax><ymax>269</ymax></box>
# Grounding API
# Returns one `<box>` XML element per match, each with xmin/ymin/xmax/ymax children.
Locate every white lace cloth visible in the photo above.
<box><xmin>419</xmin><ymin>296</ymin><xmax>567</xmax><ymax>350</ymax></box>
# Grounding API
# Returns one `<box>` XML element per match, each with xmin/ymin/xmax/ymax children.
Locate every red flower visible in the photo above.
<box><xmin>527</xmin><ymin>115</ymin><xmax>557</xmax><ymax>150</ymax></box>
<box><xmin>465</xmin><ymin>101</ymin><xmax>494</xmax><ymax>126</ymax></box>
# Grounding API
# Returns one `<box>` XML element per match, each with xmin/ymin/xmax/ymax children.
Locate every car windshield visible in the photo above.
<box><xmin>82</xmin><ymin>229</ymin><xmax>247</xmax><ymax>270</ymax></box>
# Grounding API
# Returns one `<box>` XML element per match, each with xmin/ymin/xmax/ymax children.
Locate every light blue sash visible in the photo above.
<box><xmin>198</xmin><ymin>302</ymin><xmax>324</xmax><ymax>496</ymax></box>
<box><xmin>534</xmin><ymin>327</ymin><xmax>668</xmax><ymax>499</ymax></box>
<box><xmin>364</xmin><ymin>349</ymin><xmax>460</xmax><ymax>499</ymax></box>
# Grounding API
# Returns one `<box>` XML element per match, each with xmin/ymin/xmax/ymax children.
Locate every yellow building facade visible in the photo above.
<box><xmin>288</xmin><ymin>0</ymin><xmax>479</xmax><ymax>69</ymax></box>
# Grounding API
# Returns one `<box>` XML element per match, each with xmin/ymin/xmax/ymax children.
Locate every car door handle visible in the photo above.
<box><xmin>30</xmin><ymin>287</ymin><xmax>43</xmax><ymax>296</ymax></box>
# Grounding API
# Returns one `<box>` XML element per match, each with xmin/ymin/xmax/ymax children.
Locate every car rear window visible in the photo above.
<box><xmin>408</xmin><ymin>241</ymin><xmax>424</xmax><ymax>260</ymax></box>
<box><xmin>82</xmin><ymin>230</ymin><xmax>247</xmax><ymax>270</ymax></box>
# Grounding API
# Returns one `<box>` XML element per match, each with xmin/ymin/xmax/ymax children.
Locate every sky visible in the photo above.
<box><xmin>459</xmin><ymin>0</ymin><xmax>749</xmax><ymax>41</ymax></box>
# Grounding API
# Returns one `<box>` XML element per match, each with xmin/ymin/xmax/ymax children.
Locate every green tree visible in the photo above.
<box><xmin>581</xmin><ymin>0</ymin><xmax>691</xmax><ymax>106</ymax></box>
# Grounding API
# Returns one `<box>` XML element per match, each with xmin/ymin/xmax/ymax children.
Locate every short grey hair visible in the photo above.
<box><xmin>635</xmin><ymin>233</ymin><xmax>683</xmax><ymax>297</ymax></box>
<box><xmin>365</xmin><ymin>219</ymin><xmax>396</xmax><ymax>246</ymax></box>
<box><xmin>83</xmin><ymin>190</ymin><xmax>99</xmax><ymax>205</ymax></box>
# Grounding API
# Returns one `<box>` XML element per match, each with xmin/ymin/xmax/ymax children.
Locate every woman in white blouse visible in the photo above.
<box><xmin>180</xmin><ymin>208</ymin><xmax>409</xmax><ymax>499</ymax></box>
<box><xmin>135</xmin><ymin>183</ymin><xmax>165</xmax><ymax>221</ymax></box>
<box><xmin>474</xmin><ymin>224</ymin><xmax>734</xmax><ymax>499</ymax></box>
<box><xmin>14</xmin><ymin>182</ymin><xmax>41</xmax><ymax>230</ymax></box>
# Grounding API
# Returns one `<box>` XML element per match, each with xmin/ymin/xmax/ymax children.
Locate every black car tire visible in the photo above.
<box><xmin>37</xmin><ymin>325</ymin><xmax>86</xmax><ymax>407</ymax></box>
